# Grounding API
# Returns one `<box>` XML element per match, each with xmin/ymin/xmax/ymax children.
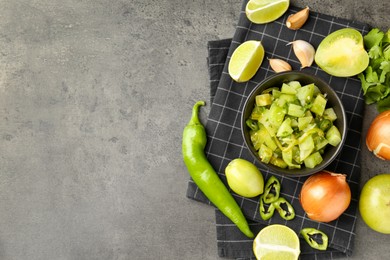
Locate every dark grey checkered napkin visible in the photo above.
<box><xmin>186</xmin><ymin>1</ymin><xmax>371</xmax><ymax>259</ymax></box>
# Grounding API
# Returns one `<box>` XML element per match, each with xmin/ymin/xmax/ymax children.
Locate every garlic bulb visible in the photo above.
<box><xmin>269</xmin><ymin>58</ymin><xmax>292</xmax><ymax>72</ymax></box>
<box><xmin>287</xmin><ymin>40</ymin><xmax>315</xmax><ymax>68</ymax></box>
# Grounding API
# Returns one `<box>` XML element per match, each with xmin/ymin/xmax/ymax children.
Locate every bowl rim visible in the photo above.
<box><xmin>241</xmin><ymin>71</ymin><xmax>347</xmax><ymax>177</ymax></box>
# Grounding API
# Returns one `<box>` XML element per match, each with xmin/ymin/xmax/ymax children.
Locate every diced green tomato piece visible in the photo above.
<box><xmin>292</xmin><ymin>146</ymin><xmax>301</xmax><ymax>164</ymax></box>
<box><xmin>268</xmin><ymin>103</ymin><xmax>286</xmax><ymax>128</ymax></box>
<box><xmin>262</xmin><ymin>87</ymin><xmax>278</xmax><ymax>94</ymax></box>
<box><xmin>282</xmin><ymin>150</ymin><xmax>292</xmax><ymax>166</ymax></box>
<box><xmin>310</xmin><ymin>94</ymin><xmax>327</xmax><ymax>116</ymax></box>
<box><xmin>298</xmin><ymin>116</ymin><xmax>313</xmax><ymax>131</ymax></box>
<box><xmin>304</xmin><ymin>110</ymin><xmax>313</xmax><ymax>117</ymax></box>
<box><xmin>259</xmin><ymin>110</ymin><xmax>275</xmax><ymax>136</ymax></box>
<box><xmin>296</xmin><ymin>83</ymin><xmax>315</xmax><ymax>106</ymax></box>
<box><xmin>288</xmin><ymin>164</ymin><xmax>301</xmax><ymax>169</ymax></box>
<box><xmin>323</xmin><ymin>107</ymin><xmax>338</xmax><ymax>121</ymax></box>
<box><xmin>290</xmin><ymin>118</ymin><xmax>298</xmax><ymax>128</ymax></box>
<box><xmin>250</xmin><ymin>129</ymin><xmax>264</xmax><ymax>150</ymax></box>
<box><xmin>277</xmin><ymin>118</ymin><xmax>293</xmax><ymax>137</ymax></box>
<box><xmin>264</xmin><ymin>133</ymin><xmax>278</xmax><ymax>151</ymax></box>
<box><xmin>282</xmin><ymin>149</ymin><xmax>301</xmax><ymax>169</ymax></box>
<box><xmin>270</xmin><ymin>103</ymin><xmax>286</xmax><ymax>120</ymax></box>
<box><xmin>272</xmin><ymin>89</ymin><xmax>281</xmax><ymax>98</ymax></box>
<box><xmin>288</xmin><ymin>80</ymin><xmax>301</xmax><ymax>89</ymax></box>
<box><xmin>275</xmin><ymin>98</ymin><xmax>286</xmax><ymax>107</ymax></box>
<box><xmin>259</xmin><ymin>102</ymin><xmax>286</xmax><ymax>136</ymax></box>
<box><xmin>304</xmin><ymin>152</ymin><xmax>323</xmax><ymax>168</ymax></box>
<box><xmin>260</xmin><ymin>121</ymin><xmax>277</xmax><ymax>138</ymax></box>
<box><xmin>326</xmin><ymin>125</ymin><xmax>342</xmax><ymax>146</ymax></box>
<box><xmin>299</xmin><ymin>135</ymin><xmax>315</xmax><ymax>161</ymax></box>
<box><xmin>255</xmin><ymin>124</ymin><xmax>278</xmax><ymax>150</ymax></box>
<box><xmin>281</xmin><ymin>83</ymin><xmax>297</xmax><ymax>94</ymax></box>
<box><xmin>259</xmin><ymin>144</ymin><xmax>273</xmax><ymax>163</ymax></box>
<box><xmin>256</xmin><ymin>93</ymin><xmax>272</xmax><ymax>106</ymax></box>
<box><xmin>312</xmin><ymin>84</ymin><xmax>321</xmax><ymax>96</ymax></box>
<box><xmin>262</xmin><ymin>123</ymin><xmax>278</xmax><ymax>137</ymax></box>
<box><xmin>251</xmin><ymin>123</ymin><xmax>280</xmax><ymax>151</ymax></box>
<box><xmin>270</xmin><ymin>156</ymin><xmax>288</xmax><ymax>169</ymax></box>
<box><xmin>250</xmin><ymin>106</ymin><xmax>266</xmax><ymax>120</ymax></box>
<box><xmin>314</xmin><ymin>135</ymin><xmax>329</xmax><ymax>150</ymax></box>
<box><xmin>280</xmin><ymin>93</ymin><xmax>297</xmax><ymax>102</ymax></box>
<box><xmin>288</xmin><ymin>103</ymin><xmax>305</xmax><ymax>117</ymax></box>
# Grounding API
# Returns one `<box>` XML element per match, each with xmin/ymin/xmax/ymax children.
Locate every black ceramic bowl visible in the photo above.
<box><xmin>241</xmin><ymin>71</ymin><xmax>347</xmax><ymax>177</ymax></box>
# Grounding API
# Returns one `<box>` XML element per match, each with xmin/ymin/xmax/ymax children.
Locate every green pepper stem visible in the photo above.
<box><xmin>188</xmin><ymin>101</ymin><xmax>205</xmax><ymax>126</ymax></box>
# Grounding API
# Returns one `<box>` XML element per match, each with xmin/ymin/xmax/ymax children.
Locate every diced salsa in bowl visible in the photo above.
<box><xmin>241</xmin><ymin>72</ymin><xmax>346</xmax><ymax>177</ymax></box>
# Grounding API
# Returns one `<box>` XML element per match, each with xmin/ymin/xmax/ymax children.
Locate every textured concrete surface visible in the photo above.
<box><xmin>0</xmin><ymin>0</ymin><xmax>389</xmax><ymax>259</ymax></box>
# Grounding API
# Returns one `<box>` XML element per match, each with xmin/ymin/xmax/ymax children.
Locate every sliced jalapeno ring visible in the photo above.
<box><xmin>273</xmin><ymin>197</ymin><xmax>295</xmax><ymax>220</ymax></box>
<box><xmin>259</xmin><ymin>194</ymin><xmax>275</xmax><ymax>221</ymax></box>
<box><xmin>246</xmin><ymin>119</ymin><xmax>259</xmax><ymax>131</ymax></box>
<box><xmin>300</xmin><ymin>228</ymin><xmax>328</xmax><ymax>251</ymax></box>
<box><xmin>263</xmin><ymin>176</ymin><xmax>281</xmax><ymax>204</ymax></box>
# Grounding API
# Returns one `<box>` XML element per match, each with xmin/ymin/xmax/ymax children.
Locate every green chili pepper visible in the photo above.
<box><xmin>259</xmin><ymin>194</ymin><xmax>275</xmax><ymax>220</ymax></box>
<box><xmin>300</xmin><ymin>228</ymin><xmax>328</xmax><ymax>250</ymax></box>
<box><xmin>182</xmin><ymin>101</ymin><xmax>254</xmax><ymax>238</ymax></box>
<box><xmin>263</xmin><ymin>176</ymin><xmax>281</xmax><ymax>204</ymax></box>
<box><xmin>319</xmin><ymin>119</ymin><xmax>332</xmax><ymax>132</ymax></box>
<box><xmin>246</xmin><ymin>119</ymin><xmax>259</xmax><ymax>131</ymax></box>
<box><xmin>273</xmin><ymin>197</ymin><xmax>295</xmax><ymax>220</ymax></box>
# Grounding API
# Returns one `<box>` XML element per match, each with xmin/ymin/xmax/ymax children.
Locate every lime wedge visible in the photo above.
<box><xmin>246</xmin><ymin>0</ymin><xmax>290</xmax><ymax>24</ymax></box>
<box><xmin>253</xmin><ymin>224</ymin><xmax>300</xmax><ymax>260</ymax></box>
<box><xmin>228</xmin><ymin>40</ymin><xmax>265</xmax><ymax>82</ymax></box>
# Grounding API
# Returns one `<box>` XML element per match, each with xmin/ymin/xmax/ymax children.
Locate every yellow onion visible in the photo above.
<box><xmin>366</xmin><ymin>110</ymin><xmax>390</xmax><ymax>160</ymax></box>
<box><xmin>300</xmin><ymin>171</ymin><xmax>351</xmax><ymax>222</ymax></box>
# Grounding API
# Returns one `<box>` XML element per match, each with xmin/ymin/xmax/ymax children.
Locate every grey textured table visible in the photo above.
<box><xmin>0</xmin><ymin>0</ymin><xmax>389</xmax><ymax>259</ymax></box>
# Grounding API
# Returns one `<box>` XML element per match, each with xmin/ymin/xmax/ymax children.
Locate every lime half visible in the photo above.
<box><xmin>228</xmin><ymin>40</ymin><xmax>265</xmax><ymax>82</ymax></box>
<box><xmin>253</xmin><ymin>224</ymin><xmax>300</xmax><ymax>260</ymax></box>
<box><xmin>246</xmin><ymin>0</ymin><xmax>290</xmax><ymax>24</ymax></box>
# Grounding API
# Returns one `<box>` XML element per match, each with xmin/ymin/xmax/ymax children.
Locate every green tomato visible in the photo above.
<box><xmin>315</xmin><ymin>28</ymin><xmax>369</xmax><ymax>77</ymax></box>
<box><xmin>225</xmin><ymin>158</ymin><xmax>264</xmax><ymax>198</ymax></box>
<box><xmin>359</xmin><ymin>173</ymin><xmax>390</xmax><ymax>234</ymax></box>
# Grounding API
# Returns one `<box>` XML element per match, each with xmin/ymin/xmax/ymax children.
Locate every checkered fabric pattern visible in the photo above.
<box><xmin>186</xmin><ymin>1</ymin><xmax>371</xmax><ymax>259</ymax></box>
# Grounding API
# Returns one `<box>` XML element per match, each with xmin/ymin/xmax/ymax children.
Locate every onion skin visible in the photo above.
<box><xmin>300</xmin><ymin>171</ymin><xmax>351</xmax><ymax>222</ymax></box>
<box><xmin>366</xmin><ymin>110</ymin><xmax>390</xmax><ymax>160</ymax></box>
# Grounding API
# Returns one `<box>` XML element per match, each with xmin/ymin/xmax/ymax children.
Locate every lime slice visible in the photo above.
<box><xmin>253</xmin><ymin>224</ymin><xmax>300</xmax><ymax>260</ymax></box>
<box><xmin>228</xmin><ymin>40</ymin><xmax>265</xmax><ymax>82</ymax></box>
<box><xmin>246</xmin><ymin>0</ymin><xmax>290</xmax><ymax>24</ymax></box>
